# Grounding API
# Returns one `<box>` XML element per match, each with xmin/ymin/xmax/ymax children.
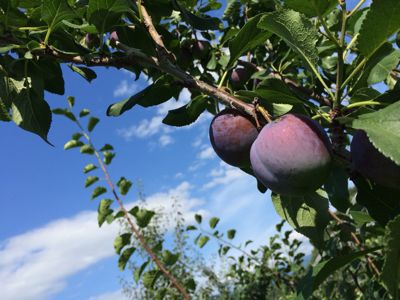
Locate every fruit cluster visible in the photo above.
<box><xmin>209</xmin><ymin>109</ymin><xmax>399</xmax><ymax>196</ymax></box>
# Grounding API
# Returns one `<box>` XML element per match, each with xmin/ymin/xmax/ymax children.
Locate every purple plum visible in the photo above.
<box><xmin>110</xmin><ymin>31</ymin><xmax>119</xmax><ymax>47</ymax></box>
<box><xmin>192</xmin><ymin>40</ymin><xmax>210</xmax><ymax>59</ymax></box>
<box><xmin>230</xmin><ymin>68</ymin><xmax>252</xmax><ymax>88</ymax></box>
<box><xmin>250</xmin><ymin>114</ymin><xmax>332</xmax><ymax>196</ymax></box>
<box><xmin>351</xmin><ymin>130</ymin><xmax>400</xmax><ymax>189</ymax></box>
<box><xmin>209</xmin><ymin>109</ymin><xmax>259</xmax><ymax>168</ymax></box>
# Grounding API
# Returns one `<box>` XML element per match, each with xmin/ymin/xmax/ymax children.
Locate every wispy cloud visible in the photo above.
<box><xmin>159</xmin><ymin>134</ymin><xmax>174</xmax><ymax>147</ymax></box>
<box><xmin>0</xmin><ymin>183</ymin><xmax>204</xmax><ymax>300</ymax></box>
<box><xmin>89</xmin><ymin>290</ymin><xmax>127</xmax><ymax>300</ymax></box>
<box><xmin>198</xmin><ymin>146</ymin><xmax>216</xmax><ymax>160</ymax></box>
<box><xmin>113</xmin><ymin>80</ymin><xmax>140</xmax><ymax>98</ymax></box>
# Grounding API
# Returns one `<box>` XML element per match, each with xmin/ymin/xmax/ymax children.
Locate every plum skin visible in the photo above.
<box><xmin>230</xmin><ymin>68</ymin><xmax>252</xmax><ymax>87</ymax></box>
<box><xmin>351</xmin><ymin>130</ymin><xmax>400</xmax><ymax>189</ymax></box>
<box><xmin>209</xmin><ymin>109</ymin><xmax>259</xmax><ymax>168</ymax></box>
<box><xmin>250</xmin><ymin>114</ymin><xmax>332</xmax><ymax>196</ymax></box>
<box><xmin>192</xmin><ymin>40</ymin><xmax>210</xmax><ymax>59</ymax></box>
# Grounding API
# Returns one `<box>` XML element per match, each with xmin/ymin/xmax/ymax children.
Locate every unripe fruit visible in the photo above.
<box><xmin>209</xmin><ymin>109</ymin><xmax>259</xmax><ymax>168</ymax></box>
<box><xmin>250</xmin><ymin>114</ymin><xmax>332</xmax><ymax>196</ymax></box>
<box><xmin>351</xmin><ymin>130</ymin><xmax>400</xmax><ymax>189</ymax></box>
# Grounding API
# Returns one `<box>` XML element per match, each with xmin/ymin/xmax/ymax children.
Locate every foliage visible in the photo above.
<box><xmin>3</xmin><ymin>0</ymin><xmax>400</xmax><ymax>298</ymax></box>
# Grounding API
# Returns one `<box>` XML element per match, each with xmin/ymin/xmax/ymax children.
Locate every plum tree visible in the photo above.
<box><xmin>84</xmin><ymin>33</ymin><xmax>100</xmax><ymax>49</ymax></box>
<box><xmin>109</xmin><ymin>31</ymin><xmax>119</xmax><ymax>47</ymax></box>
<box><xmin>230</xmin><ymin>68</ymin><xmax>252</xmax><ymax>87</ymax></box>
<box><xmin>250</xmin><ymin>114</ymin><xmax>332</xmax><ymax>196</ymax></box>
<box><xmin>351</xmin><ymin>130</ymin><xmax>400</xmax><ymax>189</ymax></box>
<box><xmin>209</xmin><ymin>108</ymin><xmax>259</xmax><ymax>168</ymax></box>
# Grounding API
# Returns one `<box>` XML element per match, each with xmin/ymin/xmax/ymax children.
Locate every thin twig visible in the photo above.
<box><xmin>74</xmin><ymin>118</ymin><xmax>191</xmax><ymax>300</ymax></box>
<box><xmin>329</xmin><ymin>211</ymin><xmax>381</xmax><ymax>276</ymax></box>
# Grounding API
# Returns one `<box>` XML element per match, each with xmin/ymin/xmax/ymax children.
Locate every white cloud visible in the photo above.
<box><xmin>0</xmin><ymin>183</ymin><xmax>204</xmax><ymax>300</ymax></box>
<box><xmin>159</xmin><ymin>134</ymin><xmax>174</xmax><ymax>147</ymax></box>
<box><xmin>117</xmin><ymin>116</ymin><xmax>167</xmax><ymax>141</ymax></box>
<box><xmin>203</xmin><ymin>163</ymin><xmax>246</xmax><ymax>189</ymax></box>
<box><xmin>113</xmin><ymin>80</ymin><xmax>140</xmax><ymax>97</ymax></box>
<box><xmin>198</xmin><ymin>146</ymin><xmax>216</xmax><ymax>160</ymax></box>
<box><xmin>89</xmin><ymin>290</ymin><xmax>127</xmax><ymax>300</ymax></box>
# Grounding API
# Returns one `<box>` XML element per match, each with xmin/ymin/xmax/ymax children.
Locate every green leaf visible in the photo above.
<box><xmin>62</xmin><ymin>20</ymin><xmax>97</xmax><ymax>33</ymax></box>
<box><xmin>258</xmin><ymin>9</ymin><xmax>319</xmax><ymax>70</ymax></box>
<box><xmin>64</xmin><ymin>139</ymin><xmax>84</xmax><ymax>150</ymax></box>
<box><xmin>186</xmin><ymin>225</ymin><xmax>197</xmax><ymax>231</ymax></box>
<box><xmin>194</xmin><ymin>214</ymin><xmax>202</xmax><ymax>224</ymax></box>
<box><xmin>100</xmin><ymin>144</ymin><xmax>114</xmax><ymax>151</ymax></box>
<box><xmin>83</xmin><ymin>163</ymin><xmax>97</xmax><ymax>173</ymax></box>
<box><xmin>79</xmin><ymin>109</ymin><xmax>90</xmax><ymax>117</ymax></box>
<box><xmin>97</xmin><ymin>199</ymin><xmax>113</xmax><ymax>227</ymax></box>
<box><xmin>197</xmin><ymin>236</ymin><xmax>210</xmax><ymax>248</ymax></box>
<box><xmin>324</xmin><ymin>162</ymin><xmax>350</xmax><ymax>212</ymax></box>
<box><xmin>284</xmin><ymin>0</ymin><xmax>337</xmax><ymax>17</ymax></box>
<box><xmin>103</xmin><ymin>151</ymin><xmax>115</xmax><ymax>165</ymax></box>
<box><xmin>10</xmin><ymin>82</ymin><xmax>52</xmax><ymax>143</ymax></box>
<box><xmin>368</xmin><ymin>49</ymin><xmax>400</xmax><ymax>85</ymax></box>
<box><xmin>271</xmin><ymin>192</ymin><xmax>330</xmax><ymax>247</ymax></box>
<box><xmin>85</xmin><ymin>176</ymin><xmax>99</xmax><ymax>188</ymax></box>
<box><xmin>209</xmin><ymin>217</ymin><xmax>219</xmax><ymax>229</ymax></box>
<box><xmin>52</xmin><ymin>108</ymin><xmax>76</xmax><ymax>121</ymax></box>
<box><xmin>134</xmin><ymin>209</ymin><xmax>155</xmax><ymax>228</ymax></box>
<box><xmin>80</xmin><ymin>144</ymin><xmax>95</xmax><ymax>155</ymax></box>
<box><xmin>298</xmin><ymin>247</ymin><xmax>381</xmax><ymax>298</ymax></box>
<box><xmin>255</xmin><ymin>78</ymin><xmax>304</xmax><ymax>105</ymax></box>
<box><xmin>118</xmin><ymin>247</ymin><xmax>135</xmax><ymax>271</ymax></box>
<box><xmin>91</xmin><ymin>186</ymin><xmax>107</xmax><ymax>200</ymax></box>
<box><xmin>134</xmin><ymin>260</ymin><xmax>149</xmax><ymax>282</ymax></box>
<box><xmin>117</xmin><ymin>177</ymin><xmax>132</xmax><ymax>196</ymax></box>
<box><xmin>162</xmin><ymin>250</ymin><xmax>179</xmax><ymax>266</ymax></box>
<box><xmin>107</xmin><ymin>77</ymin><xmax>179</xmax><ymax>117</ymax></box>
<box><xmin>382</xmin><ymin>215</ymin><xmax>400</xmax><ymax>298</ymax></box>
<box><xmin>68</xmin><ymin>65</ymin><xmax>97</xmax><ymax>83</ymax></box>
<box><xmin>350</xmin><ymin>210</ymin><xmax>374</xmax><ymax>226</ymax></box>
<box><xmin>67</xmin><ymin>96</ymin><xmax>74</xmax><ymax>107</ymax></box>
<box><xmin>227</xmin><ymin>229</ymin><xmax>236</xmax><ymax>240</ymax></box>
<box><xmin>41</xmin><ymin>0</ymin><xmax>76</xmax><ymax>37</ymax></box>
<box><xmin>114</xmin><ymin>233</ymin><xmax>132</xmax><ymax>254</ymax></box>
<box><xmin>352</xmin><ymin>101</ymin><xmax>400</xmax><ymax>166</ymax></box>
<box><xmin>162</xmin><ymin>95</ymin><xmax>207</xmax><ymax>127</ymax></box>
<box><xmin>87</xmin><ymin>0</ymin><xmax>131</xmax><ymax>33</ymax></box>
<box><xmin>228</xmin><ymin>14</ymin><xmax>271</xmax><ymax>67</ymax></box>
<box><xmin>358</xmin><ymin>0</ymin><xmax>400</xmax><ymax>58</ymax></box>
<box><xmin>142</xmin><ymin>270</ymin><xmax>162</xmax><ymax>289</ymax></box>
<box><xmin>172</xmin><ymin>0</ymin><xmax>221</xmax><ymax>30</ymax></box>
<box><xmin>87</xmin><ymin>116</ymin><xmax>99</xmax><ymax>132</ymax></box>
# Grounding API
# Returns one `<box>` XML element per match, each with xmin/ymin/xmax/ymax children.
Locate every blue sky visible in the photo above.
<box><xmin>0</xmin><ymin>1</ymin><xmax>368</xmax><ymax>299</ymax></box>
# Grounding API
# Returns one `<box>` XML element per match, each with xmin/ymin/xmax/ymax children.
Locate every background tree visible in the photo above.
<box><xmin>1</xmin><ymin>0</ymin><xmax>400</xmax><ymax>298</ymax></box>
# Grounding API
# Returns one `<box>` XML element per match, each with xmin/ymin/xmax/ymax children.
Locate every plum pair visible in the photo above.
<box><xmin>209</xmin><ymin>109</ymin><xmax>332</xmax><ymax>196</ymax></box>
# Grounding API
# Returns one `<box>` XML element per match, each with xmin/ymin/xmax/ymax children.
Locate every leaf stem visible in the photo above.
<box><xmin>347</xmin><ymin>0</ymin><xmax>367</xmax><ymax>18</ymax></box>
<box><xmin>341</xmin><ymin>57</ymin><xmax>367</xmax><ymax>90</ymax></box>
<box><xmin>344</xmin><ymin>100</ymin><xmax>383</xmax><ymax>110</ymax></box>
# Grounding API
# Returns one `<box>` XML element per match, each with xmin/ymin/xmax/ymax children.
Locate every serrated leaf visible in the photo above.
<box><xmin>382</xmin><ymin>215</ymin><xmax>400</xmax><ymax>298</ymax></box>
<box><xmin>87</xmin><ymin>0</ymin><xmax>131</xmax><ymax>33</ymax></box>
<box><xmin>271</xmin><ymin>192</ymin><xmax>330</xmax><ymax>247</ymax></box>
<box><xmin>368</xmin><ymin>49</ymin><xmax>400</xmax><ymax>85</ymax></box>
<box><xmin>227</xmin><ymin>229</ymin><xmax>236</xmax><ymax>240</ymax></box>
<box><xmin>64</xmin><ymin>139</ymin><xmax>84</xmax><ymax>150</ymax></box>
<box><xmin>85</xmin><ymin>176</ymin><xmax>99</xmax><ymax>188</ymax></box>
<box><xmin>209</xmin><ymin>217</ymin><xmax>219</xmax><ymax>229</ymax></box>
<box><xmin>197</xmin><ymin>236</ymin><xmax>210</xmax><ymax>248</ymax></box>
<box><xmin>117</xmin><ymin>177</ymin><xmax>132</xmax><ymax>196</ymax></box>
<box><xmin>258</xmin><ymin>9</ymin><xmax>319</xmax><ymax>70</ymax></box>
<box><xmin>194</xmin><ymin>214</ymin><xmax>202</xmax><ymax>224</ymax></box>
<box><xmin>358</xmin><ymin>0</ymin><xmax>400</xmax><ymax>58</ymax></box>
<box><xmin>91</xmin><ymin>186</ymin><xmax>107</xmax><ymax>199</ymax></box>
<box><xmin>114</xmin><ymin>233</ymin><xmax>132</xmax><ymax>254</ymax></box>
<box><xmin>83</xmin><ymin>163</ymin><xmax>97</xmax><ymax>173</ymax></box>
<box><xmin>284</xmin><ymin>0</ymin><xmax>337</xmax><ymax>17</ymax></box>
<box><xmin>79</xmin><ymin>109</ymin><xmax>90</xmax><ymax>117</ymax></box>
<box><xmin>97</xmin><ymin>199</ymin><xmax>113</xmax><ymax>227</ymax></box>
<box><xmin>107</xmin><ymin>77</ymin><xmax>179</xmax><ymax>117</ymax></box>
<box><xmin>228</xmin><ymin>14</ymin><xmax>271</xmax><ymax>67</ymax></box>
<box><xmin>118</xmin><ymin>247</ymin><xmax>135</xmax><ymax>271</ymax></box>
<box><xmin>352</xmin><ymin>101</ymin><xmax>400</xmax><ymax>166</ymax></box>
<box><xmin>298</xmin><ymin>247</ymin><xmax>381</xmax><ymax>298</ymax></box>
<box><xmin>80</xmin><ymin>144</ymin><xmax>95</xmax><ymax>155</ymax></box>
<box><xmin>68</xmin><ymin>65</ymin><xmax>97</xmax><ymax>83</ymax></box>
<box><xmin>350</xmin><ymin>210</ymin><xmax>374</xmax><ymax>226</ymax></box>
<box><xmin>255</xmin><ymin>78</ymin><xmax>304</xmax><ymax>105</ymax></box>
<box><xmin>162</xmin><ymin>95</ymin><xmax>207</xmax><ymax>127</ymax></box>
<box><xmin>87</xmin><ymin>116</ymin><xmax>99</xmax><ymax>132</ymax></box>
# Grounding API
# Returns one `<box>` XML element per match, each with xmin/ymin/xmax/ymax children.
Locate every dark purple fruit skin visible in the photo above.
<box><xmin>85</xmin><ymin>34</ymin><xmax>100</xmax><ymax>48</ymax></box>
<box><xmin>210</xmin><ymin>109</ymin><xmax>259</xmax><ymax>168</ymax></box>
<box><xmin>230</xmin><ymin>68</ymin><xmax>252</xmax><ymax>87</ymax></box>
<box><xmin>250</xmin><ymin>114</ymin><xmax>332</xmax><ymax>196</ymax></box>
<box><xmin>351</xmin><ymin>130</ymin><xmax>400</xmax><ymax>189</ymax></box>
<box><xmin>192</xmin><ymin>40</ymin><xmax>210</xmax><ymax>59</ymax></box>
